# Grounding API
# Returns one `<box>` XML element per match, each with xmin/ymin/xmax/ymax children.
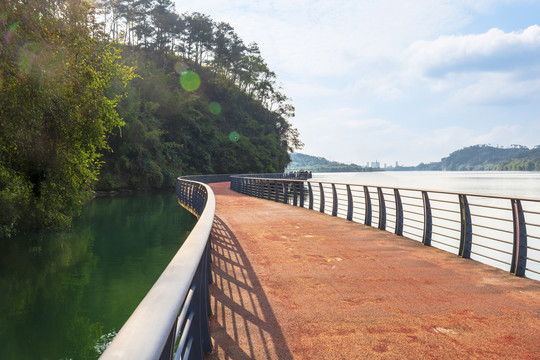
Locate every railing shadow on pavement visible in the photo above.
<box><xmin>206</xmin><ymin>216</ymin><xmax>294</xmax><ymax>360</ymax></box>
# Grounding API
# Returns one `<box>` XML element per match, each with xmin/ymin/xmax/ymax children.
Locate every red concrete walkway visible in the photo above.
<box><xmin>205</xmin><ymin>182</ymin><xmax>540</xmax><ymax>360</ymax></box>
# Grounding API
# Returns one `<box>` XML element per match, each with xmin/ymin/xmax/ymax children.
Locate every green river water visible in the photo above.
<box><xmin>0</xmin><ymin>193</ymin><xmax>197</xmax><ymax>360</ymax></box>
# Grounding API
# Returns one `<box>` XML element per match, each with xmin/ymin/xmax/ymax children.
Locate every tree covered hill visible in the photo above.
<box><xmin>0</xmin><ymin>0</ymin><xmax>302</xmax><ymax>237</ymax></box>
<box><xmin>96</xmin><ymin>1</ymin><xmax>302</xmax><ymax>190</ymax></box>
<box><xmin>401</xmin><ymin>144</ymin><xmax>539</xmax><ymax>171</ymax></box>
<box><xmin>439</xmin><ymin>145</ymin><xmax>530</xmax><ymax>171</ymax></box>
<box><xmin>286</xmin><ymin>153</ymin><xmax>377</xmax><ymax>172</ymax></box>
<box><xmin>498</xmin><ymin>147</ymin><xmax>540</xmax><ymax>171</ymax></box>
<box><xmin>291</xmin><ymin>145</ymin><xmax>540</xmax><ymax>174</ymax></box>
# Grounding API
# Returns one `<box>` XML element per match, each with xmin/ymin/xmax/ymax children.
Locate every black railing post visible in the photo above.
<box><xmin>319</xmin><ymin>183</ymin><xmax>325</xmax><ymax>213</ymax></box>
<box><xmin>346</xmin><ymin>185</ymin><xmax>353</xmax><ymax>221</ymax></box>
<box><xmin>394</xmin><ymin>189</ymin><xmax>403</xmax><ymax>236</ymax></box>
<box><xmin>511</xmin><ymin>199</ymin><xmax>527</xmax><ymax>277</ymax></box>
<box><xmin>332</xmin><ymin>184</ymin><xmax>338</xmax><ymax>216</ymax></box>
<box><xmin>158</xmin><ymin>321</ymin><xmax>176</xmax><ymax>360</ymax></box>
<box><xmin>363</xmin><ymin>186</ymin><xmax>372</xmax><ymax>226</ymax></box>
<box><xmin>275</xmin><ymin>181</ymin><xmax>280</xmax><ymax>202</ymax></box>
<box><xmin>458</xmin><ymin>194</ymin><xmax>472</xmax><ymax>258</ymax></box>
<box><xmin>422</xmin><ymin>191</ymin><xmax>432</xmax><ymax>246</ymax></box>
<box><xmin>300</xmin><ymin>182</ymin><xmax>305</xmax><ymax>208</ymax></box>
<box><xmin>308</xmin><ymin>182</ymin><xmax>314</xmax><ymax>210</ymax></box>
<box><xmin>293</xmin><ymin>182</ymin><xmax>298</xmax><ymax>206</ymax></box>
<box><xmin>283</xmin><ymin>182</ymin><xmax>288</xmax><ymax>204</ymax></box>
<box><xmin>199</xmin><ymin>245</ymin><xmax>212</xmax><ymax>354</ymax></box>
<box><xmin>377</xmin><ymin>187</ymin><xmax>386</xmax><ymax>230</ymax></box>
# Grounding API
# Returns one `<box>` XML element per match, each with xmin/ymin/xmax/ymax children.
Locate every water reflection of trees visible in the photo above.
<box><xmin>0</xmin><ymin>227</ymin><xmax>100</xmax><ymax>359</ymax></box>
<box><xmin>0</xmin><ymin>193</ymin><xmax>196</xmax><ymax>359</ymax></box>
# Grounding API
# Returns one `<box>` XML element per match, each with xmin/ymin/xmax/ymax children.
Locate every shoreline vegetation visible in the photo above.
<box><xmin>287</xmin><ymin>145</ymin><xmax>540</xmax><ymax>173</ymax></box>
<box><xmin>1</xmin><ymin>0</ymin><xmax>302</xmax><ymax>237</ymax></box>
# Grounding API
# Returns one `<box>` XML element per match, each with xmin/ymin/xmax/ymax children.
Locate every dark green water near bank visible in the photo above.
<box><xmin>0</xmin><ymin>193</ymin><xmax>197</xmax><ymax>360</ymax></box>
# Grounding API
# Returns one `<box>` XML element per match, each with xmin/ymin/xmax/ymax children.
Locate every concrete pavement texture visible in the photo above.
<box><xmin>205</xmin><ymin>182</ymin><xmax>540</xmax><ymax>360</ymax></box>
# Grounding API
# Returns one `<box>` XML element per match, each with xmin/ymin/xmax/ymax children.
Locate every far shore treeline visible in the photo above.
<box><xmin>287</xmin><ymin>145</ymin><xmax>540</xmax><ymax>173</ymax></box>
<box><xmin>0</xmin><ymin>0</ymin><xmax>302</xmax><ymax>238</ymax></box>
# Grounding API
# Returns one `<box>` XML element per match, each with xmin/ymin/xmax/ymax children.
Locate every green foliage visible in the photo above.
<box><xmin>0</xmin><ymin>166</ymin><xmax>32</xmax><ymax>238</ymax></box>
<box><xmin>286</xmin><ymin>153</ymin><xmax>376</xmax><ymax>173</ymax></box>
<box><xmin>1</xmin><ymin>0</ymin><xmax>301</xmax><ymax>236</ymax></box>
<box><xmin>0</xmin><ymin>1</ymin><xmax>133</xmax><ymax>236</ymax></box>
<box><xmin>96</xmin><ymin>10</ymin><xmax>302</xmax><ymax>189</ymax></box>
<box><xmin>439</xmin><ymin>145</ymin><xmax>529</xmax><ymax>171</ymax></box>
<box><xmin>498</xmin><ymin>147</ymin><xmax>540</xmax><ymax>171</ymax></box>
<box><xmin>392</xmin><ymin>144</ymin><xmax>539</xmax><ymax>171</ymax></box>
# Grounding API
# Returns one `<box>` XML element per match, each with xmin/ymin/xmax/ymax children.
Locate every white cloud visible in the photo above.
<box><xmin>449</xmin><ymin>73</ymin><xmax>540</xmax><ymax>106</ymax></box>
<box><xmin>396</xmin><ymin>25</ymin><xmax>540</xmax><ymax>108</ymax></box>
<box><xmin>175</xmin><ymin>0</ymin><xmax>540</xmax><ymax>164</ymax></box>
<box><xmin>404</xmin><ymin>25</ymin><xmax>540</xmax><ymax>79</ymax></box>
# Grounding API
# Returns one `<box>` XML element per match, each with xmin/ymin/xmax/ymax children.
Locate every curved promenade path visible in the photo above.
<box><xmin>205</xmin><ymin>182</ymin><xmax>540</xmax><ymax>360</ymax></box>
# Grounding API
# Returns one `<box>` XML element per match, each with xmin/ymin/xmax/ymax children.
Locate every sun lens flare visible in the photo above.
<box><xmin>180</xmin><ymin>70</ymin><xmax>201</xmax><ymax>91</ymax></box>
<box><xmin>228</xmin><ymin>131</ymin><xmax>240</xmax><ymax>142</ymax></box>
<box><xmin>209</xmin><ymin>101</ymin><xmax>222</xmax><ymax>115</ymax></box>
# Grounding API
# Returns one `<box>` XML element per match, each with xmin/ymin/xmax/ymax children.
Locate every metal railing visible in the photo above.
<box><xmin>100</xmin><ymin>179</ymin><xmax>215</xmax><ymax>360</ymax></box>
<box><xmin>181</xmin><ymin>171</ymin><xmax>311</xmax><ymax>184</ymax></box>
<box><xmin>231</xmin><ymin>176</ymin><xmax>540</xmax><ymax>281</ymax></box>
<box><xmin>98</xmin><ymin>172</ymin><xmax>309</xmax><ymax>359</ymax></box>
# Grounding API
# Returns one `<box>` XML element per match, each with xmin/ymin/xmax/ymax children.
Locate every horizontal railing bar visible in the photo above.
<box><xmin>429</xmin><ymin>198</ymin><xmax>459</xmax><ymax>205</ymax></box>
<box><xmin>472</xmin><ymin>242</ymin><xmax>512</xmax><ymax>255</ymax></box>
<box><xmin>175</xmin><ymin>312</ymin><xmax>194</xmax><ymax>360</ymax></box>
<box><xmin>431</xmin><ymin>214</ymin><xmax>460</xmax><ymax>223</ymax></box>
<box><xmin>402</xmin><ymin>230</ymin><xmax>422</xmax><ymax>238</ymax></box>
<box><xmin>526</xmin><ymin>268</ymin><xmax>540</xmax><ymax>275</ymax></box>
<box><xmin>472</xmin><ymin>223</ymin><xmax>513</xmax><ymax>234</ymax></box>
<box><xmin>176</xmin><ymin>287</ymin><xmax>195</xmax><ymax>339</ymax></box>
<box><xmin>404</xmin><ymin>218</ymin><xmax>424</xmax><ymax>225</ymax></box>
<box><xmin>430</xmin><ymin>206</ymin><xmax>459</xmax><ymax>214</ymax></box>
<box><xmin>404</xmin><ymin>210</ymin><xmax>424</xmax><ymax>217</ymax></box>
<box><xmin>404</xmin><ymin>224</ymin><xmax>424</xmax><ymax>232</ymax></box>
<box><xmin>400</xmin><ymin>194</ymin><xmax>422</xmax><ymax>200</ymax></box>
<box><xmin>401</xmin><ymin>202</ymin><xmax>424</xmax><ymax>209</ymax></box>
<box><xmin>527</xmin><ymin>257</ymin><xmax>540</xmax><ymax>264</ymax></box>
<box><xmin>471</xmin><ymin>252</ymin><xmax>511</xmax><ymax>266</ymax></box>
<box><xmin>431</xmin><ymin>238</ymin><xmax>460</xmax><ymax>249</ymax></box>
<box><xmin>432</xmin><ymin>223</ymin><xmax>461</xmax><ymax>233</ymax></box>
<box><xmin>471</xmin><ymin>232</ymin><xmax>513</xmax><ymax>245</ymax></box>
<box><xmin>432</xmin><ymin>235</ymin><xmax>460</xmax><ymax>245</ymax></box>
<box><xmin>468</xmin><ymin>202</ymin><xmax>512</xmax><ymax>211</ymax></box>
<box><xmin>471</xmin><ymin>213</ymin><xmax>513</xmax><ymax>223</ymax></box>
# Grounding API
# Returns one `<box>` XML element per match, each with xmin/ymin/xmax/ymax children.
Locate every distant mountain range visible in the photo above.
<box><xmin>287</xmin><ymin>145</ymin><xmax>540</xmax><ymax>172</ymax></box>
<box><xmin>286</xmin><ymin>153</ymin><xmax>379</xmax><ymax>173</ymax></box>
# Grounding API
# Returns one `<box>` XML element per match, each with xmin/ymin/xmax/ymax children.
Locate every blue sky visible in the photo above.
<box><xmin>177</xmin><ymin>0</ymin><xmax>540</xmax><ymax>166</ymax></box>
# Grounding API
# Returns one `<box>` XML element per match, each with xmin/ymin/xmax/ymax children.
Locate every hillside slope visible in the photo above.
<box><xmin>440</xmin><ymin>145</ymin><xmax>529</xmax><ymax>170</ymax></box>
<box><xmin>286</xmin><ymin>153</ymin><xmax>377</xmax><ymax>172</ymax></box>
